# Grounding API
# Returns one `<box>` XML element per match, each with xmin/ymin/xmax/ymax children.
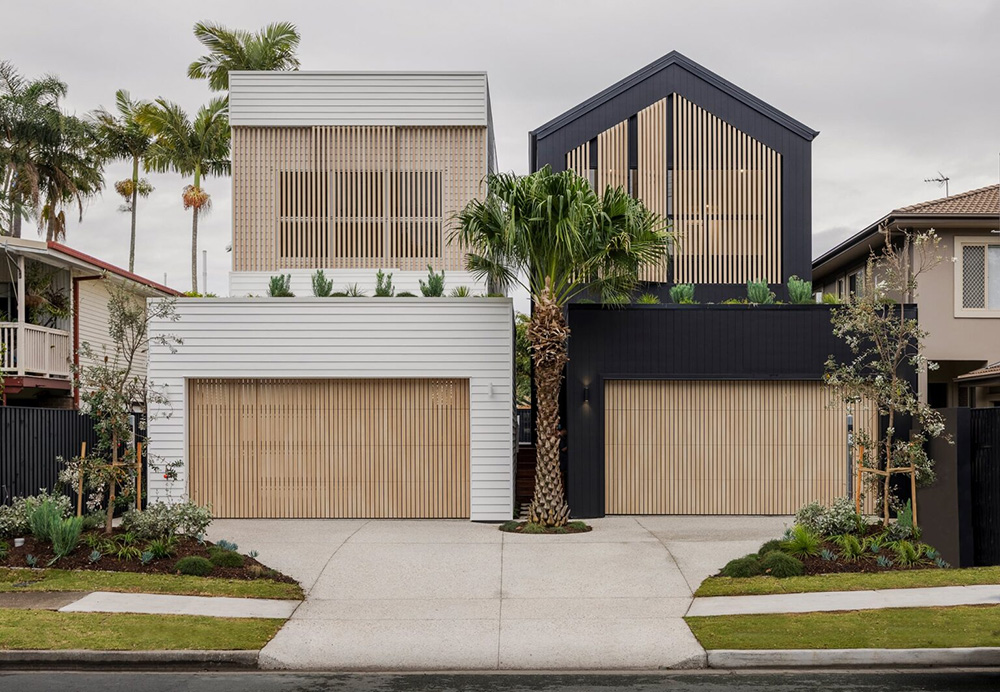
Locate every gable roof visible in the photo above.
<box><xmin>530</xmin><ymin>51</ymin><xmax>819</xmax><ymax>142</ymax></box>
<box><xmin>48</xmin><ymin>242</ymin><xmax>182</xmax><ymax>296</ymax></box>
<box><xmin>956</xmin><ymin>361</ymin><xmax>1000</xmax><ymax>382</ymax></box>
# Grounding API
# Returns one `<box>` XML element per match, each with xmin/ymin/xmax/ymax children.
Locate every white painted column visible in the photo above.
<box><xmin>15</xmin><ymin>255</ymin><xmax>24</xmax><ymax>377</ymax></box>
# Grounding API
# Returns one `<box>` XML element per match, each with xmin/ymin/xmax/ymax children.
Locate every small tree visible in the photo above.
<box><xmin>75</xmin><ymin>281</ymin><xmax>180</xmax><ymax>532</ymax></box>
<box><xmin>825</xmin><ymin>227</ymin><xmax>947</xmax><ymax>526</ymax></box>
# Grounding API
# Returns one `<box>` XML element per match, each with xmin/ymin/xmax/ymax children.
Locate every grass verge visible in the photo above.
<box><xmin>0</xmin><ymin>608</ymin><xmax>284</xmax><ymax>650</ymax></box>
<box><xmin>0</xmin><ymin>568</ymin><xmax>303</xmax><ymax>600</ymax></box>
<box><xmin>686</xmin><ymin>605</ymin><xmax>1000</xmax><ymax>650</ymax></box>
<box><xmin>695</xmin><ymin>566</ymin><xmax>1000</xmax><ymax>598</ymax></box>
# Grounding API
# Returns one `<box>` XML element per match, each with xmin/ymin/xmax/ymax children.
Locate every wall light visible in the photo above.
<box><xmin>583</xmin><ymin>386</ymin><xmax>590</xmax><ymax>403</ymax></box>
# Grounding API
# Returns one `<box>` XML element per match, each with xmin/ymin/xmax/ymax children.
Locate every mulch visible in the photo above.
<box><xmin>1</xmin><ymin>530</ymin><xmax>297</xmax><ymax>584</ymax></box>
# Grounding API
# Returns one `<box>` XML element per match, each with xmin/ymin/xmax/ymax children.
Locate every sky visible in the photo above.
<box><xmin>4</xmin><ymin>0</ymin><xmax>1000</xmax><ymax>299</ymax></box>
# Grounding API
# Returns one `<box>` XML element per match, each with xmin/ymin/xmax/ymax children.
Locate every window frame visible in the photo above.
<box><xmin>954</xmin><ymin>236</ymin><xmax>1000</xmax><ymax>318</ymax></box>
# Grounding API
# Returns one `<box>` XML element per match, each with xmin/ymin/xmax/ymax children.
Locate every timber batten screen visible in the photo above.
<box><xmin>604</xmin><ymin>380</ymin><xmax>875</xmax><ymax>515</ymax></box>
<box><xmin>188</xmin><ymin>378</ymin><xmax>471</xmax><ymax>518</ymax></box>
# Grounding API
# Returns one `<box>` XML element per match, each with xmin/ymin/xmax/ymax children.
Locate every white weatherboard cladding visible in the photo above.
<box><xmin>229</xmin><ymin>72</ymin><xmax>489</xmax><ymax>127</ymax></box>
<box><xmin>146</xmin><ymin>298</ymin><xmax>515</xmax><ymax>521</ymax></box>
<box><xmin>229</xmin><ymin>270</ymin><xmax>488</xmax><ymax>298</ymax></box>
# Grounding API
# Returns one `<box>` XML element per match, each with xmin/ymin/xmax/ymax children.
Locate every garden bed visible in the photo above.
<box><xmin>499</xmin><ymin>520</ymin><xmax>592</xmax><ymax>534</ymax></box>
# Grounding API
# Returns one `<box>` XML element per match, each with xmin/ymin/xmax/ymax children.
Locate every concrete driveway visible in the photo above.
<box><xmin>206</xmin><ymin>515</ymin><xmax>790</xmax><ymax>670</ymax></box>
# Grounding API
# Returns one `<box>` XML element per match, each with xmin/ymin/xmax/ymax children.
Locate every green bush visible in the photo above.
<box><xmin>311</xmin><ymin>270</ymin><xmax>333</xmax><ymax>297</ymax></box>
<box><xmin>330</xmin><ymin>292</ymin><xmax>348</xmax><ymax>297</ymax></box>
<box><xmin>787</xmin><ymin>275</ymin><xmax>814</xmax><ymax>304</ymax></box>
<box><xmin>669</xmin><ymin>284</ymin><xmax>696</xmax><ymax>304</ymax></box>
<box><xmin>521</xmin><ymin>522</ymin><xmax>548</xmax><ymax>534</ymax></box>
<box><xmin>0</xmin><ymin>540</ymin><xmax>8</xmax><ymax>560</ymax></box>
<box><xmin>795</xmin><ymin>497</ymin><xmax>864</xmax><ymax>536</ymax></box>
<box><xmin>567</xmin><ymin>521</ymin><xmax>590</xmax><ymax>531</ymax></box>
<box><xmin>27</xmin><ymin>499</ymin><xmax>63</xmax><ymax>542</ymax></box>
<box><xmin>782</xmin><ymin>525</ymin><xmax>822</xmax><ymax>558</ymax></box>
<box><xmin>757</xmin><ymin>539</ymin><xmax>784</xmax><ymax>556</ymax></box>
<box><xmin>266</xmin><ymin>274</ymin><xmax>294</xmax><ymax>297</ymax></box>
<box><xmin>636</xmin><ymin>293</ymin><xmax>661</xmax><ymax>305</ymax></box>
<box><xmin>720</xmin><ymin>554</ymin><xmax>762</xmax><ymax>578</ymax></box>
<box><xmin>176</xmin><ymin>556</ymin><xmax>213</xmax><ymax>576</ymax></box>
<box><xmin>81</xmin><ymin>512</ymin><xmax>105</xmax><ymax>531</ymax></box>
<box><xmin>374</xmin><ymin>270</ymin><xmax>395</xmax><ymax>297</ymax></box>
<box><xmin>760</xmin><ymin>550</ymin><xmax>804</xmax><ymax>578</ymax></box>
<box><xmin>499</xmin><ymin>520</ymin><xmax>519</xmax><ymax>532</ymax></box>
<box><xmin>396</xmin><ymin>291</ymin><xmax>417</xmax><ymax>297</ymax></box>
<box><xmin>419</xmin><ymin>266</ymin><xmax>445</xmax><ymax>297</ymax></box>
<box><xmin>822</xmin><ymin>292</ymin><xmax>839</xmax><ymax>304</ymax></box>
<box><xmin>145</xmin><ymin>536</ymin><xmax>179</xmax><ymax>559</ymax></box>
<box><xmin>120</xmin><ymin>502</ymin><xmax>212</xmax><ymax>540</ymax></box>
<box><xmin>0</xmin><ymin>492</ymin><xmax>72</xmax><ymax>538</ymax></box>
<box><xmin>831</xmin><ymin>533</ymin><xmax>864</xmax><ymax>561</ymax></box>
<box><xmin>208</xmin><ymin>547</ymin><xmax>244</xmax><ymax>568</ymax></box>
<box><xmin>746</xmin><ymin>280</ymin><xmax>775</xmax><ymax>304</ymax></box>
<box><xmin>49</xmin><ymin>516</ymin><xmax>84</xmax><ymax>560</ymax></box>
<box><xmin>893</xmin><ymin>540</ymin><xmax>922</xmax><ymax>566</ymax></box>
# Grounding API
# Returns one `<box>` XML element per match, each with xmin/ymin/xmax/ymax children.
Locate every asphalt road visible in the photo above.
<box><xmin>1</xmin><ymin>671</ymin><xmax>1000</xmax><ymax>691</ymax></box>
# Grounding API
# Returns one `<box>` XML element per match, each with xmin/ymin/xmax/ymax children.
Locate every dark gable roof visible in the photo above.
<box><xmin>530</xmin><ymin>51</ymin><xmax>819</xmax><ymax>142</ymax></box>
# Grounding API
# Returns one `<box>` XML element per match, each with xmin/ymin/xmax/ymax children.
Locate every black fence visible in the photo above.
<box><xmin>517</xmin><ymin>408</ymin><xmax>534</xmax><ymax>446</ymax></box>
<box><xmin>972</xmin><ymin>407</ymin><xmax>1000</xmax><ymax>566</ymax></box>
<box><xmin>0</xmin><ymin>406</ymin><xmax>98</xmax><ymax>504</ymax></box>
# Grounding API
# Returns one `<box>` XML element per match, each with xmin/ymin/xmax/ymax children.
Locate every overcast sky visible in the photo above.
<box><xmin>4</xmin><ymin>0</ymin><xmax>1000</xmax><ymax>298</ymax></box>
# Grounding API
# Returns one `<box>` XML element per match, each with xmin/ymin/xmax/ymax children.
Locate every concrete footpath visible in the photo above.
<box><xmin>58</xmin><ymin>592</ymin><xmax>299</xmax><ymax>619</ymax></box>
<box><xmin>688</xmin><ymin>584</ymin><xmax>1000</xmax><ymax>617</ymax></box>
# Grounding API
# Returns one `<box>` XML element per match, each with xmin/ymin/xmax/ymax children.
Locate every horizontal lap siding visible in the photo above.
<box><xmin>147</xmin><ymin>298</ymin><xmax>514</xmax><ymax>520</ymax></box>
<box><xmin>604</xmin><ymin>380</ymin><xmax>877</xmax><ymax>514</ymax></box>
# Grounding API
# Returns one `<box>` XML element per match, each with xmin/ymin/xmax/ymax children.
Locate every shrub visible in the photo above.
<box><xmin>760</xmin><ymin>550</ymin><xmax>804</xmax><ymax>578</ymax></box>
<box><xmin>876</xmin><ymin>555</ymin><xmax>894</xmax><ymax>569</ymax></box>
<box><xmin>176</xmin><ymin>556</ymin><xmax>213</xmax><ymax>576</ymax></box>
<box><xmin>267</xmin><ymin>274</ymin><xmax>294</xmax><ymax>297</ymax></box>
<box><xmin>81</xmin><ymin>512</ymin><xmax>105</xmax><ymax>531</ymax></box>
<box><xmin>209</xmin><ymin>547</ymin><xmax>244</xmax><ymax>568</ymax></box>
<box><xmin>795</xmin><ymin>497</ymin><xmax>864</xmax><ymax>536</ymax></box>
<box><xmin>25</xmin><ymin>554</ymin><xmax>37</xmax><ymax>568</ymax></box>
<box><xmin>0</xmin><ymin>492</ymin><xmax>72</xmax><ymax>539</ymax></box>
<box><xmin>396</xmin><ymin>291</ymin><xmax>417</xmax><ymax>297</ymax></box>
<box><xmin>88</xmin><ymin>550</ymin><xmax>102</xmax><ymax>564</ymax></box>
<box><xmin>374</xmin><ymin>270</ymin><xmax>395</xmax><ymax>297</ymax></box>
<box><xmin>419</xmin><ymin>266</ymin><xmax>445</xmax><ymax>297</ymax></box>
<box><xmin>935</xmin><ymin>557</ymin><xmax>949</xmax><ymax>569</ymax></box>
<box><xmin>782</xmin><ymin>525</ymin><xmax>821</xmax><ymax>558</ymax></box>
<box><xmin>521</xmin><ymin>522</ymin><xmax>548</xmax><ymax>534</ymax></box>
<box><xmin>449</xmin><ymin>286</ymin><xmax>472</xmax><ymax>297</ymax></box>
<box><xmin>50</xmin><ymin>516</ymin><xmax>84</xmax><ymax>560</ymax></box>
<box><xmin>720</xmin><ymin>555</ymin><xmax>762</xmax><ymax>578</ymax></box>
<box><xmin>636</xmin><ymin>293</ymin><xmax>661</xmax><ymax>305</ymax></box>
<box><xmin>0</xmin><ymin>540</ymin><xmax>7</xmax><ymax>560</ymax></box>
<box><xmin>567</xmin><ymin>521</ymin><xmax>590</xmax><ymax>531</ymax></box>
<box><xmin>215</xmin><ymin>539</ymin><xmax>239</xmax><ymax>552</ymax></box>
<box><xmin>893</xmin><ymin>540</ymin><xmax>921</xmax><ymax>566</ymax></box>
<box><xmin>145</xmin><ymin>536</ymin><xmax>178</xmax><ymax>559</ymax></box>
<box><xmin>896</xmin><ymin>499</ymin><xmax>920</xmax><ymax>539</ymax></box>
<box><xmin>343</xmin><ymin>283</ymin><xmax>366</xmax><ymax>297</ymax></box>
<box><xmin>311</xmin><ymin>270</ymin><xmax>333</xmax><ymax>297</ymax></box>
<box><xmin>27</xmin><ymin>499</ymin><xmax>63</xmax><ymax>543</ymax></box>
<box><xmin>831</xmin><ymin>533</ymin><xmax>864</xmax><ymax>561</ymax></box>
<box><xmin>121</xmin><ymin>502</ymin><xmax>212</xmax><ymax>540</ymax></box>
<box><xmin>669</xmin><ymin>284</ymin><xmax>696</xmax><ymax>304</ymax></box>
<box><xmin>820</xmin><ymin>548</ymin><xmax>837</xmax><ymax>562</ymax></box>
<box><xmin>757</xmin><ymin>539</ymin><xmax>784</xmax><ymax>556</ymax></box>
<box><xmin>330</xmin><ymin>292</ymin><xmax>348</xmax><ymax>297</ymax></box>
<box><xmin>786</xmin><ymin>275</ymin><xmax>814</xmax><ymax>304</ymax></box>
<box><xmin>746</xmin><ymin>280</ymin><xmax>775</xmax><ymax>304</ymax></box>
<box><xmin>822</xmin><ymin>292</ymin><xmax>839</xmax><ymax>304</ymax></box>
<box><xmin>499</xmin><ymin>521</ymin><xmax>519</xmax><ymax>532</ymax></box>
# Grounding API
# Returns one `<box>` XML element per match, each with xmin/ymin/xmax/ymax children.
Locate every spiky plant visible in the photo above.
<box><xmin>267</xmin><ymin>274</ymin><xmax>293</xmax><ymax>297</ymax></box>
<box><xmin>419</xmin><ymin>266</ymin><xmax>445</xmax><ymax>297</ymax></box>
<box><xmin>747</xmin><ymin>280</ymin><xmax>775</xmax><ymax>304</ymax></box>
<box><xmin>374</xmin><ymin>270</ymin><xmax>395</xmax><ymax>297</ymax></box>
<box><xmin>636</xmin><ymin>292</ymin><xmax>661</xmax><ymax>304</ymax></box>
<box><xmin>344</xmin><ymin>283</ymin><xmax>366</xmax><ymax>297</ymax></box>
<box><xmin>454</xmin><ymin>166</ymin><xmax>671</xmax><ymax>526</ymax></box>
<box><xmin>781</xmin><ymin>524</ymin><xmax>822</xmax><ymax>558</ymax></box>
<box><xmin>786</xmin><ymin>275</ymin><xmax>814</xmax><ymax>304</ymax></box>
<box><xmin>311</xmin><ymin>270</ymin><xmax>333</xmax><ymax>297</ymax></box>
<box><xmin>669</xmin><ymin>283</ymin><xmax>695</xmax><ymax>304</ymax></box>
<box><xmin>449</xmin><ymin>286</ymin><xmax>472</xmax><ymax>297</ymax></box>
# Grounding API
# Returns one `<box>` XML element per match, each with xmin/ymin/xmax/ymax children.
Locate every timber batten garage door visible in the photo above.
<box><xmin>604</xmin><ymin>380</ymin><xmax>874</xmax><ymax>515</ymax></box>
<box><xmin>189</xmin><ymin>378</ymin><xmax>470</xmax><ymax>518</ymax></box>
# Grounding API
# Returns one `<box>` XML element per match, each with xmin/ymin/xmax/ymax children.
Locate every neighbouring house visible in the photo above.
<box><xmin>813</xmin><ymin>184</ymin><xmax>1000</xmax><ymax>409</ymax></box>
<box><xmin>529</xmin><ymin>52</ymin><xmax>888</xmax><ymax>518</ymax></box>
<box><xmin>0</xmin><ymin>237</ymin><xmax>181</xmax><ymax>408</ymax></box>
<box><xmin>146</xmin><ymin>71</ymin><xmax>515</xmax><ymax>521</ymax></box>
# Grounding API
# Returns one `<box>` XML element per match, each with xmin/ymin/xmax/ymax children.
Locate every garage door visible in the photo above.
<box><xmin>188</xmin><ymin>378</ymin><xmax>470</xmax><ymax>518</ymax></box>
<box><xmin>604</xmin><ymin>380</ymin><xmax>876</xmax><ymax>515</ymax></box>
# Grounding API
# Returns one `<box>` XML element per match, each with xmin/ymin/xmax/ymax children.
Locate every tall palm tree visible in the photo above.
<box><xmin>454</xmin><ymin>166</ymin><xmax>672</xmax><ymax>526</ymax></box>
<box><xmin>34</xmin><ymin>113</ymin><xmax>104</xmax><ymax>242</ymax></box>
<box><xmin>92</xmin><ymin>90</ymin><xmax>154</xmax><ymax>272</ymax></box>
<box><xmin>138</xmin><ymin>97</ymin><xmax>230</xmax><ymax>292</ymax></box>
<box><xmin>188</xmin><ymin>21</ymin><xmax>301</xmax><ymax>92</ymax></box>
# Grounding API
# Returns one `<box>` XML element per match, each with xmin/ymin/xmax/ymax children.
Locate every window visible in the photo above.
<box><xmin>957</xmin><ymin>239</ymin><xmax>1000</xmax><ymax>314</ymax></box>
<box><xmin>837</xmin><ymin>278</ymin><xmax>844</xmax><ymax>300</ymax></box>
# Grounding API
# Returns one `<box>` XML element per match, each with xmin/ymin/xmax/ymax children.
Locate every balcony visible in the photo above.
<box><xmin>0</xmin><ymin>322</ymin><xmax>72</xmax><ymax>379</ymax></box>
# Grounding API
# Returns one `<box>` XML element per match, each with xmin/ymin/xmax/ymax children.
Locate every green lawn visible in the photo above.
<box><xmin>0</xmin><ymin>609</ymin><xmax>284</xmax><ymax>650</ymax></box>
<box><xmin>0</xmin><ymin>568</ymin><xmax>303</xmax><ymax>600</ymax></box>
<box><xmin>686</xmin><ymin>605</ymin><xmax>1000</xmax><ymax>650</ymax></box>
<box><xmin>695</xmin><ymin>566</ymin><xmax>1000</xmax><ymax>598</ymax></box>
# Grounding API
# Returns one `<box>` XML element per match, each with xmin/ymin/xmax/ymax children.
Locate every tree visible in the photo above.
<box><xmin>188</xmin><ymin>21</ymin><xmax>301</xmax><ymax>92</ymax></box>
<box><xmin>454</xmin><ymin>166</ymin><xmax>671</xmax><ymax>526</ymax></box>
<box><xmin>138</xmin><ymin>98</ymin><xmax>230</xmax><ymax>293</ymax></box>
<box><xmin>34</xmin><ymin>113</ymin><xmax>104</xmax><ymax>241</ymax></box>
<box><xmin>92</xmin><ymin>90</ymin><xmax>155</xmax><ymax>272</ymax></box>
<box><xmin>75</xmin><ymin>281</ymin><xmax>180</xmax><ymax>532</ymax></box>
<box><xmin>825</xmin><ymin>227</ymin><xmax>947</xmax><ymax>526</ymax></box>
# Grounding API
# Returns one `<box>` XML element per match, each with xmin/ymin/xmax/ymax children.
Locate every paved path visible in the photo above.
<box><xmin>688</xmin><ymin>583</ymin><xmax>1000</xmax><ymax>617</ymax></box>
<box><xmin>58</xmin><ymin>591</ymin><xmax>299</xmax><ymax>619</ymax></box>
<box><xmin>205</xmin><ymin>516</ymin><xmax>791</xmax><ymax>670</ymax></box>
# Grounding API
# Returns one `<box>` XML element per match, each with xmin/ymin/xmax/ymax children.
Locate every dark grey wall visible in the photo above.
<box><xmin>531</xmin><ymin>60</ymin><xmax>813</xmax><ymax>284</ymax></box>
<box><xmin>563</xmin><ymin>304</ymin><xmax>918</xmax><ymax>518</ymax></box>
<box><xmin>918</xmin><ymin>408</ymin><xmax>974</xmax><ymax>567</ymax></box>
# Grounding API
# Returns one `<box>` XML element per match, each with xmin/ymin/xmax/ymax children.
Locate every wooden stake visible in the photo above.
<box><xmin>136</xmin><ymin>442</ymin><xmax>143</xmax><ymax>512</ymax></box>
<box><xmin>855</xmin><ymin>444</ymin><xmax>864</xmax><ymax>515</ymax></box>
<box><xmin>77</xmin><ymin>441</ymin><xmax>86</xmax><ymax>518</ymax></box>
<box><xmin>910</xmin><ymin>468</ymin><xmax>919</xmax><ymax>529</ymax></box>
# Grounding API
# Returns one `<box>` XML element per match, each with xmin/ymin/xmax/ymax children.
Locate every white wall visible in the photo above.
<box><xmin>77</xmin><ymin>278</ymin><xmax>148</xmax><ymax>380</ymax></box>
<box><xmin>229</xmin><ymin>269</ymin><xmax>489</xmax><ymax>298</ymax></box>
<box><xmin>229</xmin><ymin>72</ymin><xmax>489</xmax><ymax>127</ymax></box>
<box><xmin>146</xmin><ymin>297</ymin><xmax>514</xmax><ymax>521</ymax></box>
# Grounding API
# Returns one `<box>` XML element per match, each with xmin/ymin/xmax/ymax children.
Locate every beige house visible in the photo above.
<box><xmin>813</xmin><ymin>184</ymin><xmax>1000</xmax><ymax>408</ymax></box>
<box><xmin>0</xmin><ymin>237</ymin><xmax>181</xmax><ymax>407</ymax></box>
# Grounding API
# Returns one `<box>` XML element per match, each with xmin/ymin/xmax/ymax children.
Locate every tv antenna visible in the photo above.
<box><xmin>924</xmin><ymin>172</ymin><xmax>950</xmax><ymax>197</ymax></box>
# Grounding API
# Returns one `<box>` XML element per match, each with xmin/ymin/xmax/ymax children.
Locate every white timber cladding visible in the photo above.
<box><xmin>77</xmin><ymin>279</ymin><xmax>148</xmax><ymax>379</ymax></box>
<box><xmin>229</xmin><ymin>270</ymin><xmax>487</xmax><ymax>297</ymax></box>
<box><xmin>228</xmin><ymin>72</ymin><xmax>489</xmax><ymax>127</ymax></box>
<box><xmin>146</xmin><ymin>298</ymin><xmax>515</xmax><ymax>521</ymax></box>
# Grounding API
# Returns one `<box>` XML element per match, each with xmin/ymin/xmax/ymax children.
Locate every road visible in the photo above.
<box><xmin>1</xmin><ymin>671</ymin><xmax>999</xmax><ymax>691</ymax></box>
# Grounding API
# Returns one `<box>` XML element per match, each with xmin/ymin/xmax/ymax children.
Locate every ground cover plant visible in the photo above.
<box><xmin>498</xmin><ymin>520</ymin><xmax>592</xmax><ymax>535</ymax></box>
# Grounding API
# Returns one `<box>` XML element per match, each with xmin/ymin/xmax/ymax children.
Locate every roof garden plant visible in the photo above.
<box><xmin>311</xmin><ymin>270</ymin><xmax>333</xmax><ymax>297</ymax></box>
<box><xmin>454</xmin><ymin>165</ymin><xmax>671</xmax><ymax>526</ymax></box>
<box><xmin>669</xmin><ymin>283</ymin><xmax>696</xmax><ymax>304</ymax></box>
<box><xmin>787</xmin><ymin>275</ymin><xmax>814</xmax><ymax>304</ymax></box>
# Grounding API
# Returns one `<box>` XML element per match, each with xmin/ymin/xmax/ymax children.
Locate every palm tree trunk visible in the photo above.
<box><xmin>191</xmin><ymin>206</ymin><xmax>199</xmax><ymax>293</ymax></box>
<box><xmin>527</xmin><ymin>281</ymin><xmax>571</xmax><ymax>526</ymax></box>
<box><xmin>129</xmin><ymin>158</ymin><xmax>139</xmax><ymax>273</ymax></box>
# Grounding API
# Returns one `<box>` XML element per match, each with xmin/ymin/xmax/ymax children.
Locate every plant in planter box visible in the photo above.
<box><xmin>419</xmin><ymin>265</ymin><xmax>445</xmax><ymax>297</ymax></box>
<box><xmin>786</xmin><ymin>275</ymin><xmax>814</xmax><ymax>304</ymax></box>
<box><xmin>669</xmin><ymin>283</ymin><xmax>696</xmax><ymax>304</ymax></box>
<box><xmin>266</xmin><ymin>274</ymin><xmax>294</xmax><ymax>297</ymax></box>
<box><xmin>311</xmin><ymin>270</ymin><xmax>333</xmax><ymax>297</ymax></box>
<box><xmin>746</xmin><ymin>280</ymin><xmax>775</xmax><ymax>305</ymax></box>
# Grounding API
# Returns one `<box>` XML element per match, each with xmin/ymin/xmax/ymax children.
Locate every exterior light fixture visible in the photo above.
<box><xmin>583</xmin><ymin>386</ymin><xmax>590</xmax><ymax>403</ymax></box>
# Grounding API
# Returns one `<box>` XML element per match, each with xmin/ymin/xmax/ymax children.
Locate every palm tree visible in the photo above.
<box><xmin>92</xmin><ymin>90</ymin><xmax>154</xmax><ymax>272</ymax></box>
<box><xmin>34</xmin><ymin>114</ymin><xmax>104</xmax><ymax>242</ymax></box>
<box><xmin>188</xmin><ymin>21</ymin><xmax>301</xmax><ymax>92</ymax></box>
<box><xmin>454</xmin><ymin>166</ymin><xmax>672</xmax><ymax>526</ymax></box>
<box><xmin>138</xmin><ymin>97</ymin><xmax>230</xmax><ymax>292</ymax></box>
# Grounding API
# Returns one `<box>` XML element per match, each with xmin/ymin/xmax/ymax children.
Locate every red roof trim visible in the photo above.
<box><xmin>46</xmin><ymin>242</ymin><xmax>183</xmax><ymax>296</ymax></box>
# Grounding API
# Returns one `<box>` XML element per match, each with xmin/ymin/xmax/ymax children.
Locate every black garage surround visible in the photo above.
<box><xmin>562</xmin><ymin>303</ymin><xmax>917</xmax><ymax>518</ymax></box>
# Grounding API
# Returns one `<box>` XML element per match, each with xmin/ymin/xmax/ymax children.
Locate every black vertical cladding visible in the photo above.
<box><xmin>564</xmin><ymin>304</ymin><xmax>918</xmax><ymax>518</ymax></box>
